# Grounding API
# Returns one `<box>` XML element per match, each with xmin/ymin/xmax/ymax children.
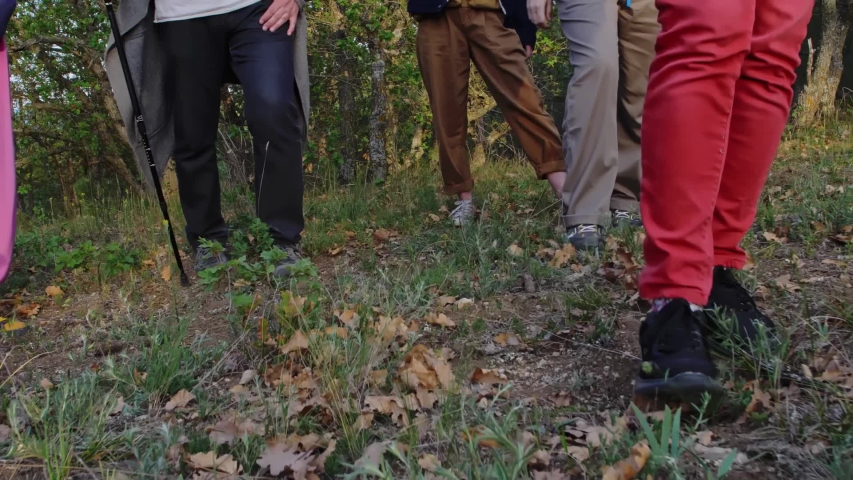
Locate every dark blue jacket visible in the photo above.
<box><xmin>407</xmin><ymin>0</ymin><xmax>538</xmax><ymax>51</ymax></box>
<box><xmin>0</xmin><ymin>0</ymin><xmax>15</xmax><ymax>39</ymax></box>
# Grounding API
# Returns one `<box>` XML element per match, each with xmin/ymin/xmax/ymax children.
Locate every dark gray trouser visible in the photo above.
<box><xmin>157</xmin><ymin>0</ymin><xmax>304</xmax><ymax>250</ymax></box>
<box><xmin>559</xmin><ymin>0</ymin><xmax>659</xmax><ymax>227</ymax></box>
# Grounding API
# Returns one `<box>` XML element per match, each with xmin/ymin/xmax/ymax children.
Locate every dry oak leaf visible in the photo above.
<box><xmin>551</xmin><ymin>391</ymin><xmax>572</xmax><ymax>407</ymax></box>
<box><xmin>550</xmin><ymin>243</ymin><xmax>577</xmax><ymax>268</ymax></box>
<box><xmin>354</xmin><ymin>412</ymin><xmax>374</xmax><ymax>431</ymax></box>
<box><xmin>773</xmin><ymin>274</ymin><xmax>800</xmax><ymax>292</ymax></box>
<box><xmin>355</xmin><ymin>441</ymin><xmax>395</xmax><ymax>470</ymax></box>
<box><xmin>416</xmin><ymin>388</ymin><xmax>438</xmax><ymax>410</ymax></box>
<box><xmin>311</xmin><ymin>439</ymin><xmax>336</xmax><ymax>472</ymax></box>
<box><xmin>507</xmin><ymin>243</ymin><xmax>525</xmax><ymax>257</ymax></box>
<box><xmin>455</xmin><ymin>297</ymin><xmax>475</xmax><ymax>309</ymax></box>
<box><xmin>239</xmin><ymin>369</ymin><xmax>257</xmax><ymax>385</ymax></box>
<box><xmin>471</xmin><ymin>368</ymin><xmax>509</xmax><ymax>385</ymax></box>
<box><xmin>494</xmin><ymin>332</ymin><xmax>522</xmax><ymax>347</ymax></box>
<box><xmin>16</xmin><ymin>303</ymin><xmax>40</xmax><ymax>317</ymax></box>
<box><xmin>694</xmin><ymin>430</ymin><xmax>714</xmax><ymax>447</ymax></box>
<box><xmin>40</xmin><ymin>378</ymin><xmax>54</xmax><ymax>390</ymax></box>
<box><xmin>369</xmin><ymin>369</ymin><xmax>388</xmax><ymax>386</ymax></box>
<box><xmin>281</xmin><ymin>330</ymin><xmax>310</xmax><ymax>355</ymax></box>
<box><xmin>737</xmin><ymin>381</ymin><xmax>772</xmax><ymax>424</ymax></box>
<box><xmin>161</xmin><ymin>265</ymin><xmax>172</xmax><ymax>282</ymax></box>
<box><xmin>418</xmin><ymin>453</ymin><xmax>441</xmax><ymax>472</ymax></box>
<box><xmin>188</xmin><ymin>452</ymin><xmax>241</xmax><ymax>475</ymax></box>
<box><xmin>601</xmin><ymin>441</ymin><xmax>651</xmax><ymax>480</ymax></box>
<box><xmin>336</xmin><ymin>309</ymin><xmax>359</xmax><ymax>328</ymax></box>
<box><xmin>209</xmin><ymin>418</ymin><xmax>258</xmax><ymax>445</ymax></box>
<box><xmin>256</xmin><ymin>443</ymin><xmax>313</xmax><ymax>477</ymax></box>
<box><xmin>45</xmin><ymin>285</ymin><xmax>63</xmax><ymax>297</ymax></box>
<box><xmin>165</xmin><ymin>389</ymin><xmax>196</xmax><ymax>411</ymax></box>
<box><xmin>437</xmin><ymin>295</ymin><xmax>457</xmax><ymax>307</ymax></box>
<box><xmin>462</xmin><ymin>425</ymin><xmax>501</xmax><ymax>449</ymax></box>
<box><xmin>565</xmin><ymin>445</ymin><xmax>590</xmax><ymax>463</ymax></box>
<box><xmin>528</xmin><ymin>449</ymin><xmax>552</xmax><ymax>469</ymax></box>
<box><xmin>425</xmin><ymin>312</ymin><xmax>456</xmax><ymax>328</ymax></box>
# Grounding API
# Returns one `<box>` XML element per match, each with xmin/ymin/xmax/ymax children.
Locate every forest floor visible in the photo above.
<box><xmin>0</xmin><ymin>125</ymin><xmax>852</xmax><ymax>479</ymax></box>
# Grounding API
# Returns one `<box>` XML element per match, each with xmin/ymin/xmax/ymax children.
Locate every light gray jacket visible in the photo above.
<box><xmin>104</xmin><ymin>0</ymin><xmax>309</xmax><ymax>188</ymax></box>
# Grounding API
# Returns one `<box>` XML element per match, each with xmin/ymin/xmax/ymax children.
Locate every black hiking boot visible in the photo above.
<box><xmin>611</xmin><ymin>209</ymin><xmax>643</xmax><ymax>228</ymax></box>
<box><xmin>705</xmin><ymin>266</ymin><xmax>776</xmax><ymax>350</ymax></box>
<box><xmin>564</xmin><ymin>224</ymin><xmax>604</xmax><ymax>251</ymax></box>
<box><xmin>273</xmin><ymin>244</ymin><xmax>304</xmax><ymax>279</ymax></box>
<box><xmin>194</xmin><ymin>244</ymin><xmax>230</xmax><ymax>271</ymax></box>
<box><xmin>634</xmin><ymin>299</ymin><xmax>724</xmax><ymax>406</ymax></box>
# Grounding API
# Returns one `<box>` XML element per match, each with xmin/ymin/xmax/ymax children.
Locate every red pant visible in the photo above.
<box><xmin>638</xmin><ymin>0</ymin><xmax>814</xmax><ymax>305</ymax></box>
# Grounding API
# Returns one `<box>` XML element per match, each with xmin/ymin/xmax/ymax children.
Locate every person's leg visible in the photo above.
<box><xmin>634</xmin><ymin>0</ymin><xmax>755</xmax><ymax>404</ymax></box>
<box><xmin>555</xmin><ymin>0</ymin><xmax>620</xmax><ymax>248</ymax></box>
<box><xmin>157</xmin><ymin>17</ymin><xmax>229</xmax><ymax>269</ymax></box>
<box><xmin>465</xmin><ymin>9</ymin><xmax>566</xmax><ymax>198</ymax></box>
<box><xmin>706</xmin><ymin>0</ymin><xmax>814</xmax><ymax>340</ymax></box>
<box><xmin>638</xmin><ymin>0</ymin><xmax>754</xmax><ymax>306</ymax></box>
<box><xmin>611</xmin><ymin>0</ymin><xmax>658</xmax><ymax>225</ymax></box>
<box><xmin>225</xmin><ymin>2</ymin><xmax>305</xmax><ymax>276</ymax></box>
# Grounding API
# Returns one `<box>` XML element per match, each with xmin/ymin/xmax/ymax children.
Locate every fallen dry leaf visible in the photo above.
<box><xmin>425</xmin><ymin>312</ymin><xmax>456</xmax><ymax>328</ymax></box>
<box><xmin>256</xmin><ymin>442</ymin><xmax>313</xmax><ymax>477</ymax></box>
<box><xmin>373</xmin><ymin>229</ymin><xmax>395</xmax><ymax>243</ymax></box>
<box><xmin>550</xmin><ymin>244</ymin><xmax>577</xmax><ymax>268</ymax></box>
<box><xmin>336</xmin><ymin>309</ymin><xmax>359</xmax><ymax>328</ymax></box>
<box><xmin>455</xmin><ymin>297</ymin><xmax>474</xmax><ymax>309</ymax></box>
<box><xmin>282</xmin><ymin>330</ymin><xmax>310</xmax><ymax>355</ymax></box>
<box><xmin>694</xmin><ymin>430</ymin><xmax>714</xmax><ymax>446</ymax></box>
<box><xmin>551</xmin><ymin>391</ymin><xmax>572</xmax><ymax>407</ymax></box>
<box><xmin>462</xmin><ymin>425</ymin><xmax>500</xmax><ymax>449</ymax></box>
<box><xmin>355</xmin><ymin>441</ymin><xmax>394</xmax><ymax>470</ymax></box>
<box><xmin>111</xmin><ymin>396</ymin><xmax>125</xmax><ymax>416</ymax></box>
<box><xmin>40</xmin><ymin>378</ymin><xmax>54</xmax><ymax>390</ymax></box>
<box><xmin>601</xmin><ymin>441</ymin><xmax>650</xmax><ymax>480</ymax></box>
<box><xmin>209</xmin><ymin>418</ymin><xmax>258</xmax><ymax>445</ymax></box>
<box><xmin>437</xmin><ymin>295</ymin><xmax>457</xmax><ymax>307</ymax></box>
<box><xmin>418</xmin><ymin>453</ymin><xmax>441</xmax><ymax>472</ymax></box>
<box><xmin>507</xmin><ymin>243</ymin><xmax>525</xmax><ymax>257</ymax></box>
<box><xmin>565</xmin><ymin>445</ymin><xmax>590</xmax><ymax>463</ymax></box>
<box><xmin>16</xmin><ymin>303</ymin><xmax>40</xmax><ymax>317</ymax></box>
<box><xmin>188</xmin><ymin>452</ymin><xmax>240</xmax><ymax>474</ymax></box>
<box><xmin>471</xmin><ymin>368</ymin><xmax>508</xmax><ymax>385</ymax></box>
<box><xmin>369</xmin><ymin>369</ymin><xmax>388</xmax><ymax>386</ymax></box>
<box><xmin>528</xmin><ymin>450</ymin><xmax>552</xmax><ymax>469</ymax></box>
<box><xmin>161</xmin><ymin>266</ymin><xmax>172</xmax><ymax>282</ymax></box>
<box><xmin>773</xmin><ymin>274</ymin><xmax>800</xmax><ymax>293</ymax></box>
<box><xmin>239</xmin><ymin>369</ymin><xmax>257</xmax><ymax>385</ymax></box>
<box><xmin>737</xmin><ymin>382</ymin><xmax>773</xmax><ymax>424</ymax></box>
<box><xmin>45</xmin><ymin>286</ymin><xmax>63</xmax><ymax>297</ymax></box>
<box><xmin>533</xmin><ymin>471</ymin><xmax>570</xmax><ymax>480</ymax></box>
<box><xmin>762</xmin><ymin>231</ymin><xmax>787</xmax><ymax>244</ymax></box>
<box><xmin>494</xmin><ymin>332</ymin><xmax>522</xmax><ymax>347</ymax></box>
<box><xmin>354</xmin><ymin>412</ymin><xmax>374</xmax><ymax>431</ymax></box>
<box><xmin>165</xmin><ymin>389</ymin><xmax>196</xmax><ymax>411</ymax></box>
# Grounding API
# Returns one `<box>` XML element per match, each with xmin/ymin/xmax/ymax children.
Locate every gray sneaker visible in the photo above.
<box><xmin>564</xmin><ymin>224</ymin><xmax>604</xmax><ymax>251</ymax></box>
<box><xmin>450</xmin><ymin>200</ymin><xmax>476</xmax><ymax>227</ymax></box>
<box><xmin>194</xmin><ymin>245</ymin><xmax>229</xmax><ymax>271</ymax></box>
<box><xmin>273</xmin><ymin>244</ymin><xmax>304</xmax><ymax>278</ymax></box>
<box><xmin>612</xmin><ymin>209</ymin><xmax>642</xmax><ymax>228</ymax></box>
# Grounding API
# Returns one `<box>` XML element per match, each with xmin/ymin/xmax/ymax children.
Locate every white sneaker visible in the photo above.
<box><xmin>450</xmin><ymin>200</ymin><xmax>476</xmax><ymax>227</ymax></box>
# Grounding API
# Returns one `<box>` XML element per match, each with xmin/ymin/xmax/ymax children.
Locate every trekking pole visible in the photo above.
<box><xmin>104</xmin><ymin>0</ymin><xmax>190</xmax><ymax>287</ymax></box>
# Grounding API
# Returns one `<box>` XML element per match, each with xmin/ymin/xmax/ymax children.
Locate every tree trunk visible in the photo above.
<box><xmin>796</xmin><ymin>0</ymin><xmax>851</xmax><ymax>127</ymax></box>
<box><xmin>367</xmin><ymin>60</ymin><xmax>388</xmax><ymax>182</ymax></box>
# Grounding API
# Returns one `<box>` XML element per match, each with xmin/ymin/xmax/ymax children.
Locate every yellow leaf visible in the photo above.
<box><xmin>161</xmin><ymin>266</ymin><xmax>172</xmax><ymax>282</ymax></box>
<box><xmin>601</xmin><ymin>441</ymin><xmax>651</xmax><ymax>480</ymax></box>
<box><xmin>45</xmin><ymin>286</ymin><xmax>63</xmax><ymax>297</ymax></box>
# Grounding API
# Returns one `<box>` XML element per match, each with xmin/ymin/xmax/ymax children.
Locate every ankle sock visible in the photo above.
<box><xmin>651</xmin><ymin>298</ymin><xmax>702</xmax><ymax>313</ymax></box>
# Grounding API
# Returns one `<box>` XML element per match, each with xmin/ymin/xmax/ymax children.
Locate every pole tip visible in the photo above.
<box><xmin>180</xmin><ymin>274</ymin><xmax>191</xmax><ymax>287</ymax></box>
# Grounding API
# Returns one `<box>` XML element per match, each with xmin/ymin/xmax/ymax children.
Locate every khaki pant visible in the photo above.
<box><xmin>559</xmin><ymin>0</ymin><xmax>659</xmax><ymax>227</ymax></box>
<box><xmin>416</xmin><ymin>8</ymin><xmax>565</xmax><ymax>195</ymax></box>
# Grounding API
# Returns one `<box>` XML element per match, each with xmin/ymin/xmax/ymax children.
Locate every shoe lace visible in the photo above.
<box><xmin>571</xmin><ymin>224</ymin><xmax>600</xmax><ymax>235</ymax></box>
<box><xmin>450</xmin><ymin>201</ymin><xmax>475</xmax><ymax>220</ymax></box>
<box><xmin>613</xmin><ymin>210</ymin><xmax>632</xmax><ymax>220</ymax></box>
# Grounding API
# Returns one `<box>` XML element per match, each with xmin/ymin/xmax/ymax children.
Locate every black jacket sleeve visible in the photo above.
<box><xmin>500</xmin><ymin>0</ymin><xmax>537</xmax><ymax>51</ymax></box>
<box><xmin>0</xmin><ymin>0</ymin><xmax>16</xmax><ymax>39</ymax></box>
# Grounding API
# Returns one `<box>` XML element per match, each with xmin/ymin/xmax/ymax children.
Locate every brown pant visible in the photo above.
<box><xmin>416</xmin><ymin>8</ymin><xmax>565</xmax><ymax>195</ymax></box>
<box><xmin>559</xmin><ymin>0</ymin><xmax>659</xmax><ymax>226</ymax></box>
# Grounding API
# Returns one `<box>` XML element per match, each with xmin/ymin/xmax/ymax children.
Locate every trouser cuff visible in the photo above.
<box><xmin>609</xmin><ymin>197</ymin><xmax>639</xmax><ymax>212</ymax></box>
<box><xmin>535</xmin><ymin>160</ymin><xmax>567</xmax><ymax>179</ymax></box>
<box><xmin>442</xmin><ymin>179</ymin><xmax>475</xmax><ymax>195</ymax></box>
<box><xmin>561</xmin><ymin>213</ymin><xmax>611</xmax><ymax>228</ymax></box>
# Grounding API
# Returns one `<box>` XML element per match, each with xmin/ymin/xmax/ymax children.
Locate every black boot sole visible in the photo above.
<box><xmin>634</xmin><ymin>372</ymin><xmax>725</xmax><ymax>407</ymax></box>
